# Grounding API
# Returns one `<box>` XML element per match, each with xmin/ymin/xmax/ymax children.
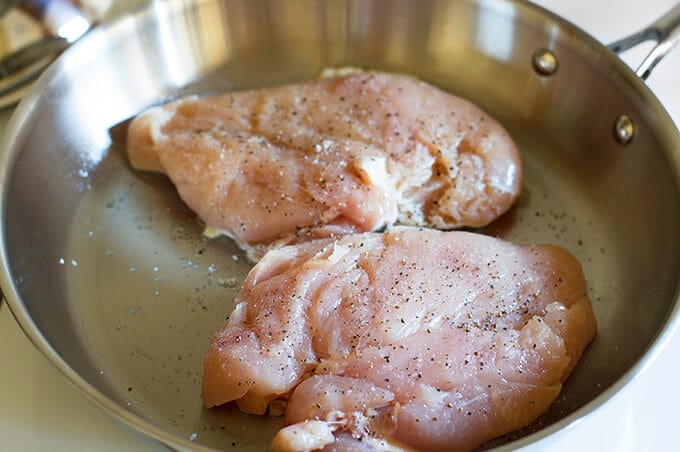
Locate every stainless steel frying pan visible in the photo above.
<box><xmin>1</xmin><ymin>0</ymin><xmax>679</xmax><ymax>450</ymax></box>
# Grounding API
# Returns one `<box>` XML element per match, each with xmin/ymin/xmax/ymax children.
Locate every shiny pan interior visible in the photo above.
<box><xmin>1</xmin><ymin>0</ymin><xmax>679</xmax><ymax>450</ymax></box>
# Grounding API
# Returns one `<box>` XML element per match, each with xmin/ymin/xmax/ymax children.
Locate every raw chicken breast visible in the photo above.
<box><xmin>127</xmin><ymin>71</ymin><xmax>521</xmax><ymax>260</ymax></box>
<box><xmin>202</xmin><ymin>227</ymin><xmax>596</xmax><ymax>451</ymax></box>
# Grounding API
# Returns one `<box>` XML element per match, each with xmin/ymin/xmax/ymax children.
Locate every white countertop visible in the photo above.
<box><xmin>0</xmin><ymin>0</ymin><xmax>678</xmax><ymax>450</ymax></box>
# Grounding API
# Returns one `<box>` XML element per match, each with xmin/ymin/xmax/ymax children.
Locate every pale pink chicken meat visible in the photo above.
<box><xmin>126</xmin><ymin>71</ymin><xmax>521</xmax><ymax>260</ymax></box>
<box><xmin>202</xmin><ymin>227</ymin><xmax>597</xmax><ymax>451</ymax></box>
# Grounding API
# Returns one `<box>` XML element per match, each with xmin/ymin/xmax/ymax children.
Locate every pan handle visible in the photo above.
<box><xmin>607</xmin><ymin>2</ymin><xmax>680</xmax><ymax>80</ymax></box>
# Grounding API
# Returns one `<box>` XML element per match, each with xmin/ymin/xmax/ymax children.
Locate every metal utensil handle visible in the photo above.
<box><xmin>0</xmin><ymin>36</ymin><xmax>68</xmax><ymax>78</ymax></box>
<box><xmin>608</xmin><ymin>2</ymin><xmax>680</xmax><ymax>80</ymax></box>
<box><xmin>0</xmin><ymin>0</ymin><xmax>93</xmax><ymax>108</ymax></box>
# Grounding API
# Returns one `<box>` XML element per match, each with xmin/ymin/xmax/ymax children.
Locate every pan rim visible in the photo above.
<box><xmin>0</xmin><ymin>0</ymin><xmax>678</xmax><ymax>450</ymax></box>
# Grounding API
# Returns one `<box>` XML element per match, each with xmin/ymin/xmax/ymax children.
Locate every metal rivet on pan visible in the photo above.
<box><xmin>532</xmin><ymin>48</ymin><xmax>558</xmax><ymax>76</ymax></box>
<box><xmin>613</xmin><ymin>115</ymin><xmax>635</xmax><ymax>145</ymax></box>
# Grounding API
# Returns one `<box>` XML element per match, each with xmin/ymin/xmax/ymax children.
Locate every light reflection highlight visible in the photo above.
<box><xmin>152</xmin><ymin>1</ymin><xmax>233</xmax><ymax>88</ymax></box>
<box><xmin>476</xmin><ymin>0</ymin><xmax>516</xmax><ymax>62</ymax></box>
<box><xmin>57</xmin><ymin>16</ymin><xmax>90</xmax><ymax>43</ymax></box>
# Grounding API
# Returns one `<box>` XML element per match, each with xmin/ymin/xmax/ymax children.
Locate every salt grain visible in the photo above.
<box><xmin>218</xmin><ymin>277</ymin><xmax>237</xmax><ymax>288</ymax></box>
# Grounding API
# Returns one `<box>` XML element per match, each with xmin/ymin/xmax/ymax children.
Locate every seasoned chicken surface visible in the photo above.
<box><xmin>127</xmin><ymin>71</ymin><xmax>521</xmax><ymax>260</ymax></box>
<box><xmin>202</xmin><ymin>228</ymin><xmax>596</xmax><ymax>451</ymax></box>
